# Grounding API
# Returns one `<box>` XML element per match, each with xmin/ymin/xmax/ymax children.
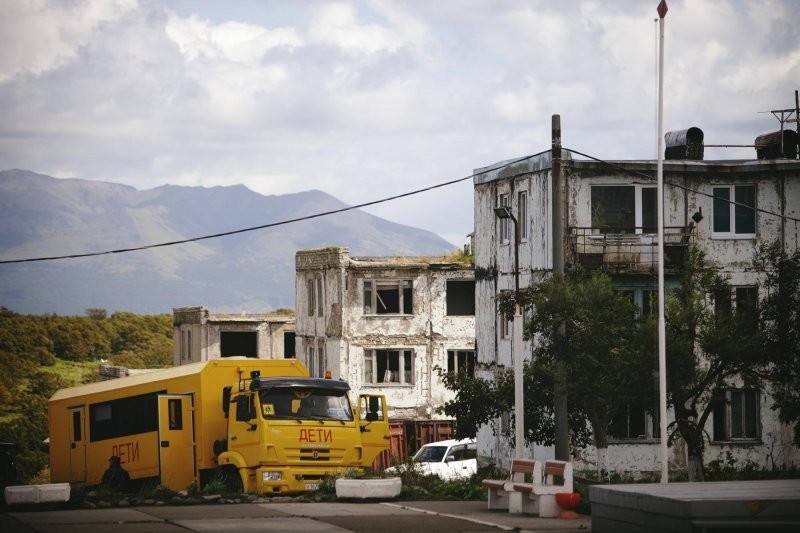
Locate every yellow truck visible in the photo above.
<box><xmin>48</xmin><ymin>359</ymin><xmax>390</xmax><ymax>494</ymax></box>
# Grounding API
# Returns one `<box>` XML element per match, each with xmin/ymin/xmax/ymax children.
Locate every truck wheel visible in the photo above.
<box><xmin>218</xmin><ymin>466</ymin><xmax>243</xmax><ymax>495</ymax></box>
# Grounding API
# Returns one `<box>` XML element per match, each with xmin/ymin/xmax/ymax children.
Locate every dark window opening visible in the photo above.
<box><xmin>446</xmin><ymin>280</ymin><xmax>475</xmax><ymax>315</ymax></box>
<box><xmin>221</xmin><ymin>331</ymin><xmax>258</xmax><ymax>358</ymax></box>
<box><xmin>168</xmin><ymin>398</ymin><xmax>183</xmax><ymax>430</ymax></box>
<box><xmin>447</xmin><ymin>350</ymin><xmax>476</xmax><ymax>377</ymax></box>
<box><xmin>713</xmin><ymin>388</ymin><xmax>760</xmax><ymax>441</ymax></box>
<box><xmin>283</xmin><ymin>331</ymin><xmax>296</xmax><ymax>358</ymax></box>
<box><xmin>72</xmin><ymin>411</ymin><xmax>82</xmax><ymax>441</ymax></box>
<box><xmin>90</xmin><ymin>392</ymin><xmax>162</xmax><ymax>441</ymax></box>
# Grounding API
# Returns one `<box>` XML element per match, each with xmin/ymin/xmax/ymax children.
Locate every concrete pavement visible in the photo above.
<box><xmin>2</xmin><ymin>500</ymin><xmax>591</xmax><ymax>532</ymax></box>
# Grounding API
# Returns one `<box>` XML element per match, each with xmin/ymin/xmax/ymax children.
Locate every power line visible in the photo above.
<box><xmin>0</xmin><ymin>173</ymin><xmax>473</xmax><ymax>265</ymax></box>
<box><xmin>564</xmin><ymin>146</ymin><xmax>800</xmax><ymax>225</ymax></box>
<box><xmin>2</xmin><ymin>149</ymin><xmax>797</xmax><ymax>265</ymax></box>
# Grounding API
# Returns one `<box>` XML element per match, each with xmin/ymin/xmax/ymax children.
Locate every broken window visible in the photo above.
<box><xmin>220</xmin><ymin>331</ymin><xmax>257</xmax><ymax>358</ymax></box>
<box><xmin>446</xmin><ymin>280</ymin><xmax>475</xmax><ymax>315</ymax></box>
<box><xmin>712</xmin><ymin>185</ymin><xmax>756</xmax><ymax>237</ymax></box>
<box><xmin>712</xmin><ymin>388</ymin><xmax>760</xmax><ymax>441</ymax></box>
<box><xmin>591</xmin><ymin>185</ymin><xmax>656</xmax><ymax>234</ymax></box>
<box><xmin>364</xmin><ymin>349</ymin><xmax>413</xmax><ymax>384</ymax></box>
<box><xmin>283</xmin><ymin>331</ymin><xmax>295</xmax><ymax>358</ymax></box>
<box><xmin>363</xmin><ymin>280</ymin><xmax>413</xmax><ymax>315</ymax></box>
<box><xmin>447</xmin><ymin>350</ymin><xmax>476</xmax><ymax>377</ymax></box>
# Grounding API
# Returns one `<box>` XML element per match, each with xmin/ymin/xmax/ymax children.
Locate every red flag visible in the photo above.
<box><xmin>657</xmin><ymin>0</ymin><xmax>668</xmax><ymax>18</ymax></box>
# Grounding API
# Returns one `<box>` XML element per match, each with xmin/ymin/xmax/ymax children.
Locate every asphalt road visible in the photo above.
<box><xmin>2</xmin><ymin>500</ymin><xmax>591</xmax><ymax>532</ymax></box>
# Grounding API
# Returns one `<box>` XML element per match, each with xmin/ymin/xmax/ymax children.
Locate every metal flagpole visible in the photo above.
<box><xmin>656</xmin><ymin>0</ymin><xmax>669</xmax><ymax>484</ymax></box>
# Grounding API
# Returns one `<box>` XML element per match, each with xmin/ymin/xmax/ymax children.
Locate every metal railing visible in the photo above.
<box><xmin>568</xmin><ymin>227</ymin><xmax>694</xmax><ymax>273</ymax></box>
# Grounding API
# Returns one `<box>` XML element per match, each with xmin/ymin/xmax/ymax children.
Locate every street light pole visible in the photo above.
<box><xmin>494</xmin><ymin>207</ymin><xmax>524</xmax><ymax>459</ymax></box>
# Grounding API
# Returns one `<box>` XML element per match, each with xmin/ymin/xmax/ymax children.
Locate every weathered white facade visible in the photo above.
<box><xmin>295</xmin><ymin>247</ymin><xmax>476</xmax><ymax>420</ymax></box>
<box><xmin>473</xmin><ymin>148</ymin><xmax>800</xmax><ymax>474</ymax></box>
<box><xmin>172</xmin><ymin>306</ymin><xmax>295</xmax><ymax>366</ymax></box>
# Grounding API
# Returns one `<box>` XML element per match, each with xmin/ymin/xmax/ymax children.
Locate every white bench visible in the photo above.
<box><xmin>481</xmin><ymin>459</ymin><xmax>540</xmax><ymax>510</ymax></box>
<box><xmin>511</xmin><ymin>459</ymin><xmax>574</xmax><ymax>517</ymax></box>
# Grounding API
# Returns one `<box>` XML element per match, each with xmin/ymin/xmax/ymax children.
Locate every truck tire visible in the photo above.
<box><xmin>218</xmin><ymin>465</ymin><xmax>243</xmax><ymax>495</ymax></box>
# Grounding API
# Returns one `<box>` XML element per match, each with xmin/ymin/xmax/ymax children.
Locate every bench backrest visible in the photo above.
<box><xmin>543</xmin><ymin>460</ymin><xmax>573</xmax><ymax>491</ymax></box>
<box><xmin>510</xmin><ymin>459</ymin><xmax>541</xmax><ymax>483</ymax></box>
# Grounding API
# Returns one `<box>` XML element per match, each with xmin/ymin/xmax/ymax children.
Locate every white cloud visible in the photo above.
<box><xmin>0</xmin><ymin>0</ymin><xmax>798</xmax><ymax>245</ymax></box>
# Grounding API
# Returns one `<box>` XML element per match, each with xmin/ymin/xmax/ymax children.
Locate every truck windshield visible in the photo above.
<box><xmin>259</xmin><ymin>389</ymin><xmax>354</xmax><ymax>422</ymax></box>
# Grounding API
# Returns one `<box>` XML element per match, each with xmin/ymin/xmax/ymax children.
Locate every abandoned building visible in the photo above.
<box><xmin>172</xmin><ymin>306</ymin><xmax>295</xmax><ymax>366</ymax></box>
<box><xmin>473</xmin><ymin>126</ymin><xmax>800</xmax><ymax>474</ymax></box>
<box><xmin>295</xmin><ymin>247</ymin><xmax>476</xmax><ymax>458</ymax></box>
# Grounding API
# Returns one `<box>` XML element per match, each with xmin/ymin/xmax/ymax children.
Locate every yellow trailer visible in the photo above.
<box><xmin>48</xmin><ymin>359</ymin><xmax>390</xmax><ymax>494</ymax></box>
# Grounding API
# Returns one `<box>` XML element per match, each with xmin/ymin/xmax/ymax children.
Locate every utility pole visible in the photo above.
<box><xmin>552</xmin><ymin>114</ymin><xmax>569</xmax><ymax>461</ymax></box>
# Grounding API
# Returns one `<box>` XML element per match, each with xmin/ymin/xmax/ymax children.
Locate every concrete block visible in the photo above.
<box><xmin>335</xmin><ymin>477</ymin><xmax>401</xmax><ymax>499</ymax></box>
<box><xmin>4</xmin><ymin>483</ymin><xmax>71</xmax><ymax>504</ymax></box>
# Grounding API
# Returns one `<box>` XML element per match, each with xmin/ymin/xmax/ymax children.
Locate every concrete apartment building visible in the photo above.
<box><xmin>473</xmin><ymin>126</ymin><xmax>800</xmax><ymax>474</ymax></box>
<box><xmin>294</xmin><ymin>247</ymin><xmax>475</xmax><ymax>435</ymax></box>
<box><xmin>172</xmin><ymin>306</ymin><xmax>295</xmax><ymax>366</ymax></box>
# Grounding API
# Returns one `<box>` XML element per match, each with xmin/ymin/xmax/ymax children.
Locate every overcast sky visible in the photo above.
<box><xmin>1</xmin><ymin>0</ymin><xmax>798</xmax><ymax>248</ymax></box>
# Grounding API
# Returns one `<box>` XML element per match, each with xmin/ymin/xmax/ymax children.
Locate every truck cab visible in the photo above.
<box><xmin>218</xmin><ymin>372</ymin><xmax>389</xmax><ymax>494</ymax></box>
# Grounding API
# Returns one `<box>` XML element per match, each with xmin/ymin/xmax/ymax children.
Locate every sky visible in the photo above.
<box><xmin>1</xmin><ymin>0</ymin><xmax>798</xmax><ymax>248</ymax></box>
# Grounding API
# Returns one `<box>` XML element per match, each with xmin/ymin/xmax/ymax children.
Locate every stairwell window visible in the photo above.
<box><xmin>364</xmin><ymin>349</ymin><xmax>414</xmax><ymax>384</ymax></box>
<box><xmin>307</xmin><ymin>278</ymin><xmax>315</xmax><ymax>317</ymax></box>
<box><xmin>712</xmin><ymin>185</ymin><xmax>756</xmax><ymax>238</ymax></box>
<box><xmin>363</xmin><ymin>280</ymin><xmax>413</xmax><ymax>315</ymax></box>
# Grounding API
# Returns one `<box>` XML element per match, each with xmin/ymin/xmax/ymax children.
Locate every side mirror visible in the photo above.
<box><xmin>235</xmin><ymin>394</ymin><xmax>255</xmax><ymax>421</ymax></box>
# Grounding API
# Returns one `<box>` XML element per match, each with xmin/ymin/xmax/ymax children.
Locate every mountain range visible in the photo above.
<box><xmin>0</xmin><ymin>169</ymin><xmax>457</xmax><ymax>315</ymax></box>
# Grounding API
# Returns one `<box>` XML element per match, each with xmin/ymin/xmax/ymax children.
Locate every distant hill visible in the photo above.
<box><xmin>0</xmin><ymin>170</ymin><xmax>456</xmax><ymax>315</ymax></box>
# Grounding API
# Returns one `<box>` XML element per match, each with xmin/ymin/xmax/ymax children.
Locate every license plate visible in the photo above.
<box><xmin>304</xmin><ymin>483</ymin><xmax>319</xmax><ymax>490</ymax></box>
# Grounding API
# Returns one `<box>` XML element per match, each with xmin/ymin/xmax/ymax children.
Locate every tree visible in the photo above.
<box><xmin>753</xmin><ymin>241</ymin><xmax>800</xmax><ymax>443</ymax></box>
<box><xmin>511</xmin><ymin>270</ymin><xmax>654</xmax><ymax>472</ymax></box>
<box><xmin>437</xmin><ymin>269</ymin><xmax>648</xmax><ymax>470</ymax></box>
<box><xmin>664</xmin><ymin>246</ymin><xmax>766</xmax><ymax>481</ymax></box>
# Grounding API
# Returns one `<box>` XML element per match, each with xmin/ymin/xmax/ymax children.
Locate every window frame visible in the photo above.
<box><xmin>517</xmin><ymin>190</ymin><xmax>528</xmax><ymax>242</ymax></box>
<box><xmin>498</xmin><ymin>193</ymin><xmax>511</xmax><ymax>244</ymax></box>
<box><xmin>363</xmin><ymin>279</ymin><xmax>414</xmax><ymax>315</ymax></box>
<box><xmin>447</xmin><ymin>349</ymin><xmax>476</xmax><ymax>377</ymax></box>
<box><xmin>712</xmin><ymin>184</ymin><xmax>756</xmax><ymax>238</ymax></box>
<box><xmin>712</xmin><ymin>388</ymin><xmax>761</xmax><ymax>442</ymax></box>
<box><xmin>363</xmin><ymin>348</ymin><xmax>414</xmax><ymax>385</ymax></box>
<box><xmin>590</xmin><ymin>184</ymin><xmax>657</xmax><ymax>235</ymax></box>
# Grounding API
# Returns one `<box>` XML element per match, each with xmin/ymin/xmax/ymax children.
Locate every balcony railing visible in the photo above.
<box><xmin>568</xmin><ymin>227</ymin><xmax>694</xmax><ymax>273</ymax></box>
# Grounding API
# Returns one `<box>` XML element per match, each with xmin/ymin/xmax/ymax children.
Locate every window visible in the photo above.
<box><xmin>499</xmin><ymin>314</ymin><xmax>510</xmax><ymax>339</ymax></box>
<box><xmin>306</xmin><ymin>345</ymin><xmax>315</xmax><ymax>375</ymax></box>
<box><xmin>713</xmin><ymin>185</ymin><xmax>755</xmax><ymax>237</ymax></box>
<box><xmin>168</xmin><ymin>398</ymin><xmax>183</xmax><ymax>430</ymax></box>
<box><xmin>518</xmin><ymin>190</ymin><xmax>528</xmax><ymax>241</ymax></box>
<box><xmin>446</xmin><ymin>280</ymin><xmax>475</xmax><ymax>315</ymax></box>
<box><xmin>316</xmin><ymin>276</ymin><xmax>324</xmax><ymax>317</ymax></box>
<box><xmin>610</xmin><ymin>402</ymin><xmax>659</xmax><ymax>440</ymax></box>
<box><xmin>181</xmin><ymin>329</ymin><xmax>192</xmax><ymax>361</ymax></box>
<box><xmin>317</xmin><ymin>341</ymin><xmax>326</xmax><ymax>378</ymax></box>
<box><xmin>307</xmin><ymin>278</ymin><xmax>315</xmax><ymax>316</ymax></box>
<box><xmin>714</xmin><ymin>286</ymin><xmax>757</xmax><ymax>330</ymax></box>
<box><xmin>220</xmin><ymin>331</ymin><xmax>257</xmax><ymax>358</ymax></box>
<box><xmin>591</xmin><ymin>185</ymin><xmax>656</xmax><ymax>234</ymax></box>
<box><xmin>89</xmin><ymin>392</ymin><xmax>161</xmax><ymax>441</ymax></box>
<box><xmin>713</xmin><ymin>388</ymin><xmax>760</xmax><ymax>441</ymax></box>
<box><xmin>498</xmin><ymin>193</ymin><xmax>510</xmax><ymax>243</ymax></box>
<box><xmin>363</xmin><ymin>280</ymin><xmax>413</xmax><ymax>315</ymax></box>
<box><xmin>447</xmin><ymin>350</ymin><xmax>476</xmax><ymax>377</ymax></box>
<box><xmin>364</xmin><ymin>349</ymin><xmax>414</xmax><ymax>384</ymax></box>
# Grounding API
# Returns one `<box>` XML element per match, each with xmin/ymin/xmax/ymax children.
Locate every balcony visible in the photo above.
<box><xmin>568</xmin><ymin>227</ymin><xmax>693</xmax><ymax>274</ymax></box>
